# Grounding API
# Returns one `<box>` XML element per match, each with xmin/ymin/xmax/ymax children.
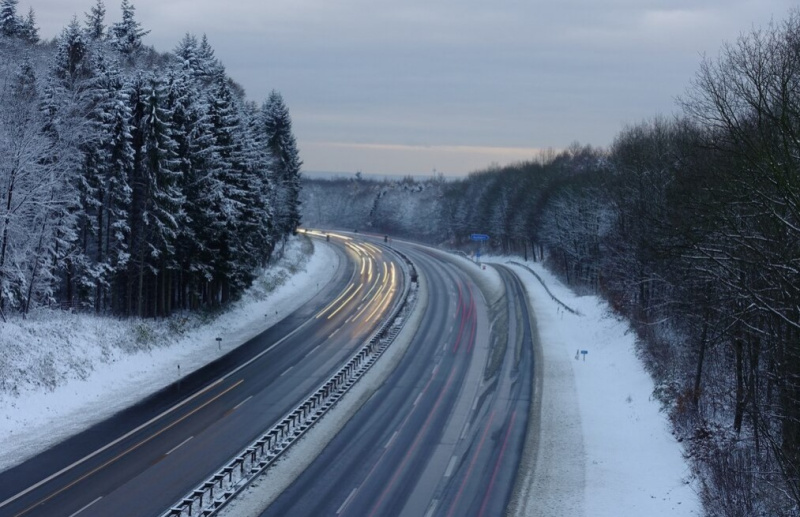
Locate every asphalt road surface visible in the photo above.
<box><xmin>260</xmin><ymin>241</ymin><xmax>533</xmax><ymax>517</ymax></box>
<box><xmin>0</xmin><ymin>233</ymin><xmax>405</xmax><ymax>517</ymax></box>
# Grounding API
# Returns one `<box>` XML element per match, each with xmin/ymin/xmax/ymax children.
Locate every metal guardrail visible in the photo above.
<box><xmin>507</xmin><ymin>261</ymin><xmax>581</xmax><ymax>316</ymax></box>
<box><xmin>160</xmin><ymin>247</ymin><xmax>418</xmax><ymax>517</ymax></box>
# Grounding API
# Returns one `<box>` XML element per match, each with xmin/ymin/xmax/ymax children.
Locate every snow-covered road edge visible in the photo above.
<box><xmin>0</xmin><ymin>237</ymin><xmax>340</xmax><ymax>472</ymax></box>
<box><xmin>494</xmin><ymin>257</ymin><xmax>701</xmax><ymax>517</ymax></box>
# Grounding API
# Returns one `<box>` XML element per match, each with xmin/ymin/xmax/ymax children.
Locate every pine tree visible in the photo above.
<box><xmin>197</xmin><ymin>34</ymin><xmax>223</xmax><ymax>82</ymax></box>
<box><xmin>78</xmin><ymin>65</ymin><xmax>134</xmax><ymax>313</ymax></box>
<box><xmin>111</xmin><ymin>0</ymin><xmax>149</xmax><ymax>56</ymax></box>
<box><xmin>85</xmin><ymin>0</ymin><xmax>106</xmax><ymax>40</ymax></box>
<box><xmin>205</xmin><ymin>77</ymin><xmax>248</xmax><ymax>302</ymax></box>
<box><xmin>0</xmin><ymin>0</ymin><xmax>19</xmax><ymax>37</ymax></box>
<box><xmin>261</xmin><ymin>90</ymin><xmax>302</xmax><ymax>242</ymax></box>
<box><xmin>163</xmin><ymin>69</ymin><xmax>208</xmax><ymax>309</ymax></box>
<box><xmin>173</xmin><ymin>33</ymin><xmax>199</xmax><ymax>74</ymax></box>
<box><xmin>242</xmin><ymin>102</ymin><xmax>275</xmax><ymax>263</ymax></box>
<box><xmin>18</xmin><ymin>8</ymin><xmax>38</xmax><ymax>44</ymax></box>
<box><xmin>53</xmin><ymin>17</ymin><xmax>93</xmax><ymax>88</ymax></box>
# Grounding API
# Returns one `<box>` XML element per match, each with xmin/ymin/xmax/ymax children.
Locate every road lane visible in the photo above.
<box><xmin>0</xmin><ymin>234</ymin><xmax>406</xmax><ymax>517</ymax></box>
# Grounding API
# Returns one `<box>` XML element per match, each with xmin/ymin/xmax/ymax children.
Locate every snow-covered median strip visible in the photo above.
<box><xmin>482</xmin><ymin>257</ymin><xmax>701</xmax><ymax>517</ymax></box>
<box><xmin>0</xmin><ymin>237</ymin><xmax>339</xmax><ymax>472</ymax></box>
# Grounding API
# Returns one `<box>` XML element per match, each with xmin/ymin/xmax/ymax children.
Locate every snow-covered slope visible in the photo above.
<box><xmin>493</xmin><ymin>258</ymin><xmax>702</xmax><ymax>517</ymax></box>
<box><xmin>0</xmin><ymin>237</ymin><xmax>339</xmax><ymax>472</ymax></box>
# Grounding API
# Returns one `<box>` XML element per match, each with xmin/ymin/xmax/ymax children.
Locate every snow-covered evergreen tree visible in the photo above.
<box><xmin>261</xmin><ymin>90</ymin><xmax>302</xmax><ymax>242</ymax></box>
<box><xmin>0</xmin><ymin>0</ymin><xmax>20</xmax><ymax>38</ymax></box>
<box><xmin>73</xmin><ymin>62</ymin><xmax>134</xmax><ymax>313</ymax></box>
<box><xmin>85</xmin><ymin>0</ymin><xmax>106</xmax><ymax>40</ymax></box>
<box><xmin>174</xmin><ymin>33</ymin><xmax>199</xmax><ymax>75</ymax></box>
<box><xmin>242</xmin><ymin>101</ymin><xmax>275</xmax><ymax>264</ymax></box>
<box><xmin>53</xmin><ymin>17</ymin><xmax>93</xmax><ymax>89</ymax></box>
<box><xmin>126</xmin><ymin>72</ymin><xmax>182</xmax><ymax>316</ymax></box>
<box><xmin>197</xmin><ymin>34</ymin><xmax>223</xmax><ymax>82</ymax></box>
<box><xmin>18</xmin><ymin>7</ymin><xmax>37</xmax><ymax>44</ymax></box>
<box><xmin>204</xmin><ymin>76</ymin><xmax>254</xmax><ymax>302</ymax></box>
<box><xmin>110</xmin><ymin>0</ymin><xmax>149</xmax><ymax>57</ymax></box>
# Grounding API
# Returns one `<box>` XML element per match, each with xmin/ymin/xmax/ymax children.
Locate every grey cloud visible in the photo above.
<box><xmin>24</xmin><ymin>0</ymin><xmax>800</xmax><ymax>173</ymax></box>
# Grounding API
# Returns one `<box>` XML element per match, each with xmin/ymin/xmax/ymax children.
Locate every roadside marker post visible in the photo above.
<box><xmin>470</xmin><ymin>233</ymin><xmax>489</xmax><ymax>265</ymax></box>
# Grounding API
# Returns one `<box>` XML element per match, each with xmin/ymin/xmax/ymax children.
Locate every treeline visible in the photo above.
<box><xmin>0</xmin><ymin>0</ymin><xmax>302</xmax><ymax>319</ymax></box>
<box><xmin>301</xmin><ymin>12</ymin><xmax>800</xmax><ymax>516</ymax></box>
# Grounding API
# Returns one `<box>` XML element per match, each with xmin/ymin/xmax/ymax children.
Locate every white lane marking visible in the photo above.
<box><xmin>413</xmin><ymin>392</ymin><xmax>423</xmax><ymax>407</ymax></box>
<box><xmin>385</xmin><ymin>430</ymin><xmax>399</xmax><ymax>449</ymax></box>
<box><xmin>68</xmin><ymin>496</ymin><xmax>102</xmax><ymax>517</ymax></box>
<box><xmin>329</xmin><ymin>328</ymin><xmax>341</xmax><ymax>339</ymax></box>
<box><xmin>233</xmin><ymin>396</ymin><xmax>253</xmax><ymax>411</ymax></box>
<box><xmin>304</xmin><ymin>344</ymin><xmax>321</xmax><ymax>358</ymax></box>
<box><xmin>424</xmin><ymin>499</ymin><xmax>439</xmax><ymax>517</ymax></box>
<box><xmin>337</xmin><ymin>487</ymin><xmax>359</xmax><ymax>514</ymax></box>
<box><xmin>445</xmin><ymin>455</ymin><xmax>458</xmax><ymax>478</ymax></box>
<box><xmin>281</xmin><ymin>366</ymin><xmax>294</xmax><ymax>377</ymax></box>
<box><xmin>472</xmin><ymin>397</ymin><xmax>479</xmax><ymax>411</ymax></box>
<box><xmin>460</xmin><ymin>422</ymin><xmax>470</xmax><ymax>440</ymax></box>
<box><xmin>166</xmin><ymin>436</ymin><xmax>194</xmax><ymax>456</ymax></box>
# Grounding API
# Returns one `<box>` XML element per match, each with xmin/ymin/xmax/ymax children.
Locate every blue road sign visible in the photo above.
<box><xmin>470</xmin><ymin>233</ymin><xmax>489</xmax><ymax>241</ymax></box>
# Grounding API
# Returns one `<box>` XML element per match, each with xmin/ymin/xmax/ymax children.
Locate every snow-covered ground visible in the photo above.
<box><xmin>0</xmin><ymin>236</ymin><xmax>340</xmax><ymax>472</ymax></box>
<box><xmin>482</xmin><ymin>257</ymin><xmax>702</xmax><ymax>517</ymax></box>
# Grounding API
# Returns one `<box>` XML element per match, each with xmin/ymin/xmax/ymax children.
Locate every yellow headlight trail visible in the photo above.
<box><xmin>350</xmin><ymin>266</ymin><xmax>387</xmax><ymax>323</ymax></box>
<box><xmin>326</xmin><ymin>232</ymin><xmax>352</xmax><ymax>241</ymax></box>
<box><xmin>365</xmin><ymin>262</ymin><xmax>396</xmax><ymax>324</ymax></box>
<box><xmin>314</xmin><ymin>283</ymin><xmax>355</xmax><ymax>319</ymax></box>
<box><xmin>326</xmin><ymin>283</ymin><xmax>364</xmax><ymax>320</ymax></box>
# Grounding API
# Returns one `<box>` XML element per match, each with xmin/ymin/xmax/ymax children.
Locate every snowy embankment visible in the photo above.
<box><xmin>483</xmin><ymin>257</ymin><xmax>701</xmax><ymax>517</ymax></box>
<box><xmin>0</xmin><ymin>236</ymin><xmax>339</xmax><ymax>472</ymax></box>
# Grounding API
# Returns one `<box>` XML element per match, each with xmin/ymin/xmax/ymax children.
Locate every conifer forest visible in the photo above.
<box><xmin>0</xmin><ymin>0</ymin><xmax>302</xmax><ymax>320</ymax></box>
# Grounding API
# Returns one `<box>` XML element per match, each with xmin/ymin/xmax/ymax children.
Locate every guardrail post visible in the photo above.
<box><xmin>223</xmin><ymin>466</ymin><xmax>234</xmax><ymax>483</ymax></box>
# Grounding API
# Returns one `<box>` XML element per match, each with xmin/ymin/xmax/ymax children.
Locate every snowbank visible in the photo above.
<box><xmin>486</xmin><ymin>257</ymin><xmax>701</xmax><ymax>517</ymax></box>
<box><xmin>0</xmin><ymin>236</ymin><xmax>339</xmax><ymax>472</ymax></box>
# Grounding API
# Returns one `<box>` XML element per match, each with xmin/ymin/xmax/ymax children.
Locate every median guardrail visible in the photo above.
<box><xmin>160</xmin><ymin>245</ymin><xmax>418</xmax><ymax>517</ymax></box>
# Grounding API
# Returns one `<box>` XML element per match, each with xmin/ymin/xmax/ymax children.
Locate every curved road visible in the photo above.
<box><xmin>260</xmin><ymin>242</ymin><xmax>534</xmax><ymax>517</ymax></box>
<box><xmin>0</xmin><ymin>233</ymin><xmax>405</xmax><ymax>517</ymax></box>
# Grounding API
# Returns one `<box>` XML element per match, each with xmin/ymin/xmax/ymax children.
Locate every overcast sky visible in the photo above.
<box><xmin>29</xmin><ymin>0</ymin><xmax>798</xmax><ymax>176</ymax></box>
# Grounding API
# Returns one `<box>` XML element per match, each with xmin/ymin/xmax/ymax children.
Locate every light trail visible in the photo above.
<box><xmin>327</xmin><ymin>284</ymin><xmax>364</xmax><ymax>320</ymax></box>
<box><xmin>314</xmin><ymin>283</ymin><xmax>355</xmax><ymax>319</ymax></box>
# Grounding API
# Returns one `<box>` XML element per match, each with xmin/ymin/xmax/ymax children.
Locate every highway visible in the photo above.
<box><xmin>260</xmin><ymin>242</ymin><xmax>534</xmax><ymax>517</ymax></box>
<box><xmin>0</xmin><ymin>233</ymin><xmax>406</xmax><ymax>517</ymax></box>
